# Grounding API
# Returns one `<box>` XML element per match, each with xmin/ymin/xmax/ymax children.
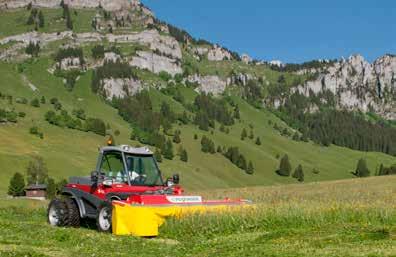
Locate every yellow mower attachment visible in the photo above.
<box><xmin>112</xmin><ymin>201</ymin><xmax>252</xmax><ymax>237</ymax></box>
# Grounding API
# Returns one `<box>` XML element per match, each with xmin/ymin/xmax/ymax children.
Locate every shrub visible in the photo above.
<box><xmin>30</xmin><ymin>98</ymin><xmax>40</xmax><ymax>107</ymax></box>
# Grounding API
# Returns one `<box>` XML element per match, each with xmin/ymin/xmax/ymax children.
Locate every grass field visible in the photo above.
<box><xmin>0</xmin><ymin>176</ymin><xmax>394</xmax><ymax>257</ymax></box>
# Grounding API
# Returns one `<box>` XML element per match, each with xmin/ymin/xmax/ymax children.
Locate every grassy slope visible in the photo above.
<box><xmin>0</xmin><ymin>176</ymin><xmax>394</xmax><ymax>257</ymax></box>
<box><xmin>0</xmin><ymin>57</ymin><xmax>395</xmax><ymax>194</ymax></box>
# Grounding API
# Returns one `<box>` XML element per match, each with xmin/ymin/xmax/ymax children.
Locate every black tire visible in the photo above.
<box><xmin>47</xmin><ymin>199</ymin><xmax>68</xmax><ymax>227</ymax></box>
<box><xmin>64</xmin><ymin>198</ymin><xmax>80</xmax><ymax>227</ymax></box>
<box><xmin>96</xmin><ymin>202</ymin><xmax>112</xmax><ymax>233</ymax></box>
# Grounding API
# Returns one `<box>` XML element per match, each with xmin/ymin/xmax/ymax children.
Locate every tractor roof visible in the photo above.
<box><xmin>101</xmin><ymin>145</ymin><xmax>153</xmax><ymax>156</ymax></box>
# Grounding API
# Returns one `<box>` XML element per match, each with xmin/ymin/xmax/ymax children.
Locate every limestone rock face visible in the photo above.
<box><xmin>102</xmin><ymin>77</ymin><xmax>143</xmax><ymax>100</ymax></box>
<box><xmin>58</xmin><ymin>57</ymin><xmax>81</xmax><ymax>70</ymax></box>
<box><xmin>0</xmin><ymin>0</ymin><xmax>142</xmax><ymax>11</ymax></box>
<box><xmin>129</xmin><ymin>51</ymin><xmax>182</xmax><ymax>76</ymax></box>
<box><xmin>107</xmin><ymin>30</ymin><xmax>182</xmax><ymax>60</ymax></box>
<box><xmin>207</xmin><ymin>45</ymin><xmax>231</xmax><ymax>61</ymax></box>
<box><xmin>287</xmin><ymin>54</ymin><xmax>396</xmax><ymax>120</ymax></box>
<box><xmin>227</xmin><ymin>73</ymin><xmax>254</xmax><ymax>86</ymax></box>
<box><xmin>188</xmin><ymin>74</ymin><xmax>227</xmax><ymax>95</ymax></box>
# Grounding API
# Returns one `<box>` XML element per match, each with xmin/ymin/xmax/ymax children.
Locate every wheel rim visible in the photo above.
<box><xmin>99</xmin><ymin>207</ymin><xmax>111</xmax><ymax>231</ymax></box>
<box><xmin>48</xmin><ymin>205</ymin><xmax>59</xmax><ymax>226</ymax></box>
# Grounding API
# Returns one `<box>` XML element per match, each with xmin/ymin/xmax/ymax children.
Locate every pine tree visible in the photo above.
<box><xmin>277</xmin><ymin>154</ymin><xmax>291</xmax><ymax>176</ymax></box>
<box><xmin>246</xmin><ymin>161</ymin><xmax>254</xmax><ymax>175</ymax></box>
<box><xmin>234</xmin><ymin>105</ymin><xmax>240</xmax><ymax>119</ymax></box>
<box><xmin>249</xmin><ymin>130</ymin><xmax>254</xmax><ymax>140</ymax></box>
<box><xmin>241</xmin><ymin>128</ymin><xmax>247</xmax><ymax>141</ymax></box>
<box><xmin>378</xmin><ymin>163</ymin><xmax>384</xmax><ymax>176</ymax></box>
<box><xmin>255</xmin><ymin>137</ymin><xmax>261</xmax><ymax>145</ymax></box>
<box><xmin>154</xmin><ymin>148</ymin><xmax>162</xmax><ymax>163</ymax></box>
<box><xmin>38</xmin><ymin>11</ymin><xmax>44</xmax><ymax>28</ymax></box>
<box><xmin>237</xmin><ymin>154</ymin><xmax>247</xmax><ymax>171</ymax></box>
<box><xmin>8</xmin><ymin>172</ymin><xmax>25</xmax><ymax>197</ymax></box>
<box><xmin>173</xmin><ymin>130</ymin><xmax>181</xmax><ymax>144</ymax></box>
<box><xmin>46</xmin><ymin>177</ymin><xmax>56</xmax><ymax>199</ymax></box>
<box><xmin>163</xmin><ymin>139</ymin><xmax>174</xmax><ymax>160</ymax></box>
<box><xmin>217</xmin><ymin>145</ymin><xmax>222</xmax><ymax>153</ymax></box>
<box><xmin>194</xmin><ymin>134</ymin><xmax>198</xmax><ymax>140</ymax></box>
<box><xmin>180</xmin><ymin>149</ymin><xmax>188</xmax><ymax>162</ymax></box>
<box><xmin>292</xmin><ymin>164</ymin><xmax>304</xmax><ymax>182</ymax></box>
<box><xmin>354</xmin><ymin>158</ymin><xmax>370</xmax><ymax>177</ymax></box>
<box><xmin>40</xmin><ymin>96</ymin><xmax>46</xmax><ymax>104</ymax></box>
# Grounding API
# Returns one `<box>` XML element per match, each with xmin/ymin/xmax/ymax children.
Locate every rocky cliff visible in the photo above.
<box><xmin>289</xmin><ymin>55</ymin><xmax>396</xmax><ymax>119</ymax></box>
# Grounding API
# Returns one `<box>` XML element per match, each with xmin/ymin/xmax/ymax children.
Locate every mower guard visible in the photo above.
<box><xmin>112</xmin><ymin>196</ymin><xmax>252</xmax><ymax>237</ymax></box>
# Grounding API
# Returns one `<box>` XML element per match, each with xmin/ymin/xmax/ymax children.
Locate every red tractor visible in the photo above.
<box><xmin>48</xmin><ymin>145</ymin><xmax>184</xmax><ymax>232</ymax></box>
<box><xmin>48</xmin><ymin>145</ymin><xmax>250</xmax><ymax>234</ymax></box>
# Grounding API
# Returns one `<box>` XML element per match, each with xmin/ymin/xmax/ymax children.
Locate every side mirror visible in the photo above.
<box><xmin>172</xmin><ymin>174</ymin><xmax>180</xmax><ymax>185</ymax></box>
<box><xmin>165</xmin><ymin>174</ymin><xmax>180</xmax><ymax>187</ymax></box>
<box><xmin>91</xmin><ymin>171</ymin><xmax>99</xmax><ymax>183</ymax></box>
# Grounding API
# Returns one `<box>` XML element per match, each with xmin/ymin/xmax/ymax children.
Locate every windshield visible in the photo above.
<box><xmin>125</xmin><ymin>154</ymin><xmax>163</xmax><ymax>186</ymax></box>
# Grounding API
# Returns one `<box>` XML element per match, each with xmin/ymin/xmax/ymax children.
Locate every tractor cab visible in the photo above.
<box><xmin>92</xmin><ymin>145</ymin><xmax>164</xmax><ymax>187</ymax></box>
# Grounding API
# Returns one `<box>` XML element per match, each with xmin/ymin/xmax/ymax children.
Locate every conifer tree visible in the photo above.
<box><xmin>163</xmin><ymin>139</ymin><xmax>174</xmax><ymax>160</ymax></box>
<box><xmin>255</xmin><ymin>137</ymin><xmax>262</xmax><ymax>145</ymax></box>
<box><xmin>180</xmin><ymin>149</ymin><xmax>188</xmax><ymax>162</ymax></box>
<box><xmin>241</xmin><ymin>128</ymin><xmax>247</xmax><ymax>140</ymax></box>
<box><xmin>8</xmin><ymin>172</ymin><xmax>25</xmax><ymax>197</ymax></box>
<box><xmin>249</xmin><ymin>130</ymin><xmax>254</xmax><ymax>140</ymax></box>
<box><xmin>46</xmin><ymin>177</ymin><xmax>56</xmax><ymax>199</ymax></box>
<box><xmin>277</xmin><ymin>154</ymin><xmax>291</xmax><ymax>176</ymax></box>
<box><xmin>354</xmin><ymin>158</ymin><xmax>370</xmax><ymax>177</ymax></box>
<box><xmin>154</xmin><ymin>148</ymin><xmax>162</xmax><ymax>163</ymax></box>
<box><xmin>246</xmin><ymin>161</ymin><xmax>254</xmax><ymax>175</ymax></box>
<box><xmin>292</xmin><ymin>164</ymin><xmax>304</xmax><ymax>182</ymax></box>
<box><xmin>38</xmin><ymin>11</ymin><xmax>44</xmax><ymax>28</ymax></box>
<box><xmin>173</xmin><ymin>130</ymin><xmax>181</xmax><ymax>144</ymax></box>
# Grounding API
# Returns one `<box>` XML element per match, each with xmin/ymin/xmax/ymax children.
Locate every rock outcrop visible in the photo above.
<box><xmin>102</xmin><ymin>78</ymin><xmax>143</xmax><ymax>100</ymax></box>
<box><xmin>129</xmin><ymin>51</ymin><xmax>182</xmax><ymax>76</ymax></box>
<box><xmin>241</xmin><ymin>54</ymin><xmax>252</xmax><ymax>64</ymax></box>
<box><xmin>207</xmin><ymin>45</ymin><xmax>231</xmax><ymax>61</ymax></box>
<box><xmin>290</xmin><ymin>54</ymin><xmax>396</xmax><ymax>119</ymax></box>
<box><xmin>187</xmin><ymin>74</ymin><xmax>227</xmax><ymax>95</ymax></box>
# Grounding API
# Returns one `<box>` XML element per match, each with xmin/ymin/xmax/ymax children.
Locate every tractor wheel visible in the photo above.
<box><xmin>47</xmin><ymin>199</ymin><xmax>68</xmax><ymax>227</ymax></box>
<box><xmin>64</xmin><ymin>198</ymin><xmax>80</xmax><ymax>227</ymax></box>
<box><xmin>96</xmin><ymin>202</ymin><xmax>112</xmax><ymax>233</ymax></box>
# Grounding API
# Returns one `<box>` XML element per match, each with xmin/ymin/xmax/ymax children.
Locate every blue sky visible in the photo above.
<box><xmin>142</xmin><ymin>0</ymin><xmax>396</xmax><ymax>63</ymax></box>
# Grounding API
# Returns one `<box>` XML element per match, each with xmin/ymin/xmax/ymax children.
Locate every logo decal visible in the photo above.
<box><xmin>166</xmin><ymin>196</ymin><xmax>202</xmax><ymax>204</ymax></box>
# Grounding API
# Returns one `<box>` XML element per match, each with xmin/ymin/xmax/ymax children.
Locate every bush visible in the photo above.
<box><xmin>85</xmin><ymin>118</ymin><xmax>106</xmax><ymax>136</ymax></box>
<box><xmin>8</xmin><ymin>172</ymin><xmax>25</xmax><ymax>197</ymax></box>
<box><xmin>30</xmin><ymin>98</ymin><xmax>40</xmax><ymax>107</ymax></box>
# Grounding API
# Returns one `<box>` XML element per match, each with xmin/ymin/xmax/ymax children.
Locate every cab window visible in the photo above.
<box><xmin>100</xmin><ymin>152</ymin><xmax>126</xmax><ymax>183</ymax></box>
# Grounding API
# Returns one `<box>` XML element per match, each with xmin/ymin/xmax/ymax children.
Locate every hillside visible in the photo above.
<box><xmin>0</xmin><ymin>0</ymin><xmax>395</xmax><ymax>194</ymax></box>
<box><xmin>0</xmin><ymin>176</ymin><xmax>395</xmax><ymax>256</ymax></box>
